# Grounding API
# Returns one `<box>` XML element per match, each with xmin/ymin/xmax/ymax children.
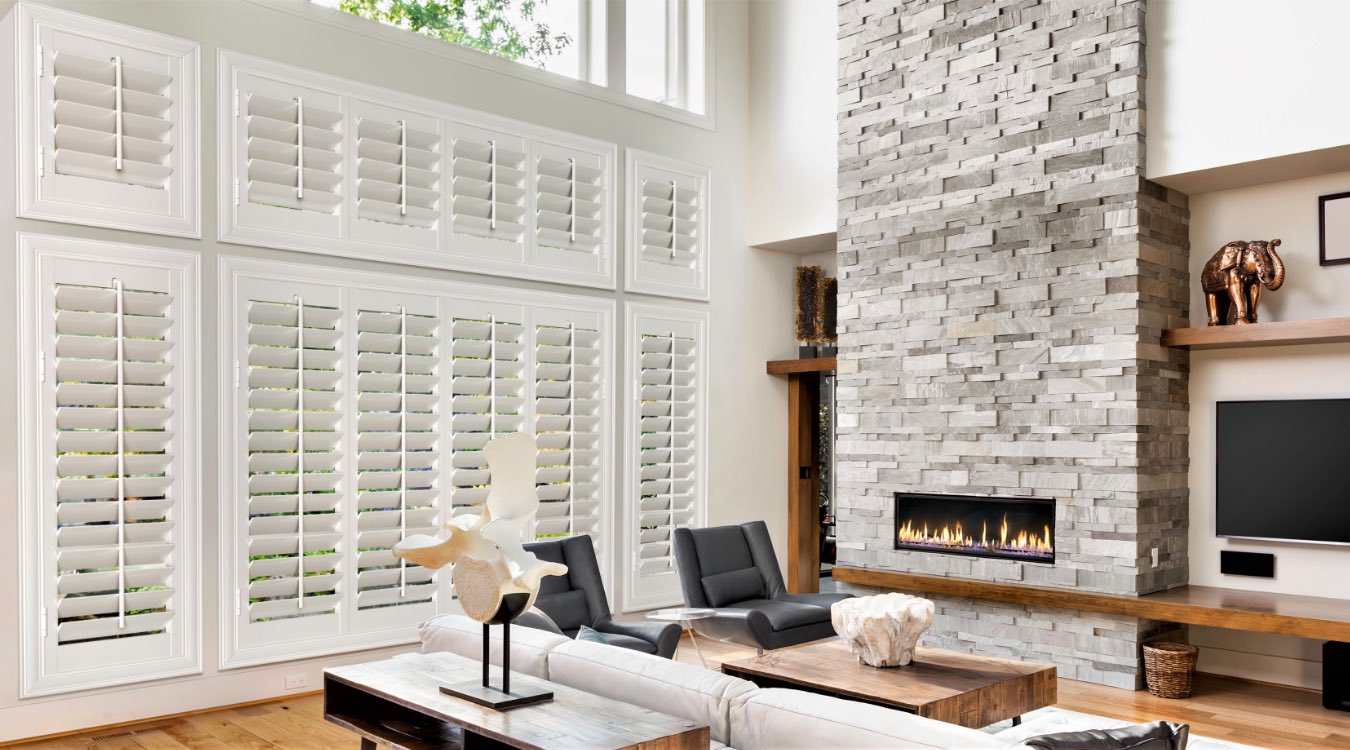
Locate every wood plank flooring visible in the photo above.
<box><xmin>13</xmin><ymin>635</ymin><xmax>1350</xmax><ymax>749</ymax></box>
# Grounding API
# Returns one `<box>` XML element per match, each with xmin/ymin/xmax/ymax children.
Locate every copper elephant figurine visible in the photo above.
<box><xmin>1200</xmin><ymin>239</ymin><xmax>1286</xmax><ymax>326</ymax></box>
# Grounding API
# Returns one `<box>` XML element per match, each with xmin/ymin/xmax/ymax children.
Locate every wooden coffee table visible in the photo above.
<box><xmin>325</xmin><ymin>652</ymin><xmax>709</xmax><ymax>749</ymax></box>
<box><xmin>721</xmin><ymin>639</ymin><xmax>1056</xmax><ymax>729</ymax></box>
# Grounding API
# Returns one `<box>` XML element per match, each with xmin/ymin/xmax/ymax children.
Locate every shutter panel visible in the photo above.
<box><xmin>350</xmin><ymin>100</ymin><xmax>443</xmax><ymax>251</ymax></box>
<box><xmin>532</xmin><ymin>312</ymin><xmax>605</xmax><ymax>551</ymax></box>
<box><xmin>18</xmin><ymin>5</ymin><xmax>199</xmax><ymax>237</ymax></box>
<box><xmin>237</xmin><ymin>279</ymin><xmax>345</xmax><ymax>652</ymax></box>
<box><xmin>446</xmin><ymin>302</ymin><xmax>527</xmax><ymax>517</ymax></box>
<box><xmin>20</xmin><ymin>235</ymin><xmax>199</xmax><ymax>697</ymax></box>
<box><xmin>352</xmin><ymin>291</ymin><xmax>441</xmax><ymax>623</ymax></box>
<box><xmin>449</xmin><ymin>125</ymin><xmax>528</xmax><ymax>259</ymax></box>
<box><xmin>233</xmin><ymin>72</ymin><xmax>345</xmax><ymax>240</ymax></box>
<box><xmin>626</xmin><ymin>152</ymin><xmax>710</xmax><ymax>300</ymax></box>
<box><xmin>531</xmin><ymin>141</ymin><xmax>613</xmax><ymax>280</ymax></box>
<box><xmin>624</xmin><ymin>308</ymin><xmax>707</xmax><ymax>612</ymax></box>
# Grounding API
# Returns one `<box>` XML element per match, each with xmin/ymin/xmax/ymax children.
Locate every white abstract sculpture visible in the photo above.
<box><xmin>394</xmin><ymin>432</ymin><xmax>567</xmax><ymax>624</ymax></box>
<box><xmin>832</xmin><ymin>593</ymin><xmax>935</xmax><ymax>668</ymax></box>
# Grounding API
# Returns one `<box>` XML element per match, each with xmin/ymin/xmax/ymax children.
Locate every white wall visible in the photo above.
<box><xmin>747</xmin><ymin>0</ymin><xmax>837</xmax><ymax>247</ymax></box>
<box><xmin>1147</xmin><ymin>0</ymin><xmax>1350</xmax><ymax>183</ymax></box>
<box><xmin>1187</xmin><ymin>170</ymin><xmax>1350</xmax><ymax>689</ymax></box>
<box><xmin>0</xmin><ymin>0</ymin><xmax>797</xmax><ymax>740</ymax></box>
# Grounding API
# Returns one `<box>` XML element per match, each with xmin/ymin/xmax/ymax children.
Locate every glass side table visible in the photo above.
<box><xmin>646</xmin><ymin>607</ymin><xmax>716</xmax><ymax>668</ymax></box>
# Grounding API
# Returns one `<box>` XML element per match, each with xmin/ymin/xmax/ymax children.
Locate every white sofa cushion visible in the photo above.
<box><xmin>729</xmin><ymin>687</ymin><xmax>1007</xmax><ymax>750</ymax></box>
<box><xmin>546</xmin><ymin>639</ymin><xmax>757</xmax><ymax>746</ymax></box>
<box><xmin>418</xmin><ymin>614</ymin><xmax>570</xmax><ymax>679</ymax></box>
<box><xmin>993</xmin><ymin>708</ymin><xmax>1265</xmax><ymax>750</ymax></box>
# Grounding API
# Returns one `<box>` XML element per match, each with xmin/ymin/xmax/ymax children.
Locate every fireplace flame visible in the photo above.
<box><xmin>896</xmin><ymin>513</ymin><xmax>1053</xmax><ymax>557</ymax></box>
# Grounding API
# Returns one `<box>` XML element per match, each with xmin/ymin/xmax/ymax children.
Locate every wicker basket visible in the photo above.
<box><xmin>1143</xmin><ymin>641</ymin><xmax>1199</xmax><ymax>699</ymax></box>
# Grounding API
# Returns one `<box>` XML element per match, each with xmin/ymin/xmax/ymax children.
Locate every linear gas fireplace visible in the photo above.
<box><xmin>894</xmin><ymin>493</ymin><xmax>1055</xmax><ymax>563</ymax></box>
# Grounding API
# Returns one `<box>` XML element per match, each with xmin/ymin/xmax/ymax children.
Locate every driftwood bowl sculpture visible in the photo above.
<box><xmin>832</xmin><ymin>593</ymin><xmax>935</xmax><ymax>668</ymax></box>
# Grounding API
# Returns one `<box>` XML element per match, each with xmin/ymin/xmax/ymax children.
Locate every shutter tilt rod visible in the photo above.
<box><xmin>398</xmin><ymin>120</ymin><xmax>408</xmax><ymax>217</ymax></box>
<box><xmin>114</xmin><ymin>279</ymin><xmax>127</xmax><ymax>629</ymax></box>
<box><xmin>568</xmin><ymin>322</ymin><xmax>576</xmax><ymax>535</ymax></box>
<box><xmin>667</xmin><ymin>330</ymin><xmax>676</xmax><ymax>555</ymax></box>
<box><xmin>669</xmin><ymin>181</ymin><xmax>678</xmax><ymax>258</ymax></box>
<box><xmin>568</xmin><ymin>158</ymin><xmax>576</xmax><ymax>244</ymax></box>
<box><xmin>488</xmin><ymin>140</ymin><xmax>497</xmax><ymax>231</ymax></box>
<box><xmin>111</xmin><ymin>57</ymin><xmax>124</xmax><ymax>171</ymax></box>
<box><xmin>295</xmin><ymin>295</ymin><xmax>306</xmax><ymax>608</ymax></box>
<box><xmin>398</xmin><ymin>306</ymin><xmax>408</xmax><ymax>595</ymax></box>
<box><xmin>294</xmin><ymin>98</ymin><xmax>305</xmax><ymax>200</ymax></box>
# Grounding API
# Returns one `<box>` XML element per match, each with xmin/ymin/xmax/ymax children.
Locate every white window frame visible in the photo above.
<box><xmin>18</xmin><ymin>232</ymin><xmax>202</xmax><ymax>697</ymax></box>
<box><xmin>625</xmin><ymin>149</ymin><xmax>712</xmax><ymax>301</ymax></box>
<box><xmin>219</xmin><ymin>256</ymin><xmax>614</xmax><ymax>668</ymax></box>
<box><xmin>621</xmin><ymin>302</ymin><xmax>708</xmax><ymax>612</ymax></box>
<box><xmin>218</xmin><ymin>50</ymin><xmax>618</xmax><ymax>291</ymax></box>
<box><xmin>14</xmin><ymin>3</ymin><xmax>201</xmax><ymax>237</ymax></box>
<box><xmin>242</xmin><ymin>0</ymin><xmax>714</xmax><ymax>129</ymax></box>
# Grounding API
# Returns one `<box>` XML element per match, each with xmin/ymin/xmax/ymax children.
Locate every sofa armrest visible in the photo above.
<box><xmin>596</xmin><ymin>619</ymin><xmax>683</xmax><ymax>659</ymax></box>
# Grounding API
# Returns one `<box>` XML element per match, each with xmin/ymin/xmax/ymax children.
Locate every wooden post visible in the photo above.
<box><xmin>786</xmin><ymin>372</ymin><xmax>821</xmax><ymax>593</ymax></box>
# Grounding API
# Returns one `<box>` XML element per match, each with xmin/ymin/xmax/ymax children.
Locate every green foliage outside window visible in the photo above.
<box><xmin>339</xmin><ymin>0</ymin><xmax>572</xmax><ymax>67</ymax></box>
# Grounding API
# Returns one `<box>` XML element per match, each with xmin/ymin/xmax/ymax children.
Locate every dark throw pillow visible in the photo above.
<box><xmin>1023</xmin><ymin>721</ymin><xmax>1190</xmax><ymax>750</ymax></box>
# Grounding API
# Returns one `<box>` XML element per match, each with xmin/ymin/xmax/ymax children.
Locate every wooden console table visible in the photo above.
<box><xmin>324</xmin><ymin>652</ymin><xmax>709</xmax><ymax>749</ymax></box>
<box><xmin>832</xmin><ymin>567</ymin><xmax>1350</xmax><ymax>642</ymax></box>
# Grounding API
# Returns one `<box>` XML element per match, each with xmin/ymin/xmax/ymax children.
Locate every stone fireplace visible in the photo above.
<box><xmin>836</xmin><ymin>0</ymin><xmax>1191</xmax><ymax>688</ymax></box>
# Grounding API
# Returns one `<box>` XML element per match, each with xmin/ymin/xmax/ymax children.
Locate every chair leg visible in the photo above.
<box><xmin>756</xmin><ymin>647</ymin><xmax>764</xmax><ymax>656</ymax></box>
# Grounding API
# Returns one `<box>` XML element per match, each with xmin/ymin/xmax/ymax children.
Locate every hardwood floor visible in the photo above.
<box><xmin>13</xmin><ymin>636</ymin><xmax>1350</xmax><ymax>749</ymax></box>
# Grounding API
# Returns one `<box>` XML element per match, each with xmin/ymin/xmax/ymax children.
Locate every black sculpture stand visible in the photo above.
<box><xmin>438</xmin><ymin>620</ymin><xmax>554</xmax><ymax>711</ymax></box>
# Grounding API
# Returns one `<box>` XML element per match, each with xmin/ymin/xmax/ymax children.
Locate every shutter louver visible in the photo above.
<box><xmin>22</xmin><ymin>235</ymin><xmax>199</xmax><ymax>697</ymax></box>
<box><xmin>447</xmin><ymin>306</ymin><xmax>526</xmax><ymax>515</ymax></box>
<box><xmin>533</xmin><ymin>321</ymin><xmax>604</xmax><ymax>544</ymax></box>
<box><xmin>354</xmin><ymin>298</ymin><xmax>441</xmax><ymax>612</ymax></box>
<box><xmin>244</xmin><ymin>294</ymin><xmax>344</xmax><ymax>624</ymax></box>
<box><xmin>626</xmin><ymin>153</ymin><xmax>710</xmax><ymax>300</ymax></box>
<box><xmin>624</xmin><ymin>308</ymin><xmax>706</xmax><ymax>612</ymax></box>
<box><xmin>450</xmin><ymin>127</ymin><xmax>527</xmax><ymax>248</ymax></box>
<box><xmin>19</xmin><ymin>5</ymin><xmax>199</xmax><ymax>236</ymax></box>
<box><xmin>355</xmin><ymin>108</ymin><xmax>441</xmax><ymax>232</ymax></box>
<box><xmin>534</xmin><ymin>146</ymin><xmax>605</xmax><ymax>257</ymax></box>
<box><xmin>52</xmin><ymin>53</ymin><xmax>174</xmax><ymax>190</ymax></box>
<box><xmin>53</xmin><ymin>280</ymin><xmax>176</xmax><ymax>644</ymax></box>
<box><xmin>244</xmin><ymin>92</ymin><xmax>344</xmax><ymax>216</ymax></box>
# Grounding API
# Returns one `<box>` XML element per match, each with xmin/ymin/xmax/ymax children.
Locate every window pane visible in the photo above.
<box><xmin>321</xmin><ymin>0</ymin><xmax>582</xmax><ymax>79</ymax></box>
<box><xmin>626</xmin><ymin>0</ymin><xmax>671</xmax><ymax>105</ymax></box>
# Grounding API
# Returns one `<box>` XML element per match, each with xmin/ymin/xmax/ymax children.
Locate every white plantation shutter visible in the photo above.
<box><xmin>352</xmin><ymin>291</ymin><xmax>441</xmax><ymax>623</ymax></box>
<box><xmin>19</xmin><ymin>235</ymin><xmax>199</xmax><ymax>697</ymax></box>
<box><xmin>446</xmin><ymin>302</ymin><xmax>528</xmax><ymax>517</ymax></box>
<box><xmin>235</xmin><ymin>279</ymin><xmax>345</xmax><ymax>655</ymax></box>
<box><xmin>626</xmin><ymin>151</ymin><xmax>710</xmax><ymax>300</ymax></box>
<box><xmin>532</xmin><ymin>312</ymin><xmax>605</xmax><ymax>554</ymax></box>
<box><xmin>532</xmin><ymin>142</ymin><xmax>612</xmax><ymax>280</ymax></box>
<box><xmin>233</xmin><ymin>72</ymin><xmax>345</xmax><ymax>240</ymax></box>
<box><xmin>18</xmin><ymin>5</ymin><xmax>199</xmax><ymax>236</ymax></box>
<box><xmin>624</xmin><ymin>307</ymin><xmax>707</xmax><ymax>612</ymax></box>
<box><xmin>350</xmin><ymin>101</ymin><xmax>443</xmax><ymax>251</ymax></box>
<box><xmin>449</xmin><ymin>125</ymin><xmax>528</xmax><ymax>257</ymax></box>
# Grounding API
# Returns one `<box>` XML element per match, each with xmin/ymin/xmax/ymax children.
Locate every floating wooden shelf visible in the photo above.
<box><xmin>766</xmin><ymin>357</ymin><xmax>837</xmax><ymax>375</ymax></box>
<box><xmin>832</xmin><ymin>567</ymin><xmax>1350</xmax><ymax>642</ymax></box>
<box><xmin>1162</xmin><ymin>316</ymin><xmax>1350</xmax><ymax>350</ymax></box>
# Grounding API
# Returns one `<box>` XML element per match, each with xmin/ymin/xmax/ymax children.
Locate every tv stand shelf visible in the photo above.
<box><xmin>1162</xmin><ymin>317</ymin><xmax>1350</xmax><ymax>350</ymax></box>
<box><xmin>832</xmin><ymin>568</ymin><xmax>1350</xmax><ymax>642</ymax></box>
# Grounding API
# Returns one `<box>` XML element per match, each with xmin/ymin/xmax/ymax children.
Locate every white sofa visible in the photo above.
<box><xmin>419</xmin><ymin>614</ymin><xmax>1262</xmax><ymax>750</ymax></box>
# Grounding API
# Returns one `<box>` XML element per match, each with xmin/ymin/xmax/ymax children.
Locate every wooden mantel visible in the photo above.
<box><xmin>832</xmin><ymin>567</ymin><xmax>1350</xmax><ymax>642</ymax></box>
<box><xmin>766</xmin><ymin>357</ymin><xmax>837</xmax><ymax>375</ymax></box>
<box><xmin>1162</xmin><ymin>316</ymin><xmax>1350</xmax><ymax>350</ymax></box>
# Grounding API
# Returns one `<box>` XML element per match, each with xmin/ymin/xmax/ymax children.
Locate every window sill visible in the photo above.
<box><xmin>241</xmin><ymin>0</ymin><xmax>715</xmax><ymax>130</ymax></box>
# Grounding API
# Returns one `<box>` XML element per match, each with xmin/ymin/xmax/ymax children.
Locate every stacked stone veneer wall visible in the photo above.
<box><xmin>835</xmin><ymin>0</ymin><xmax>1190</xmax><ymax>687</ymax></box>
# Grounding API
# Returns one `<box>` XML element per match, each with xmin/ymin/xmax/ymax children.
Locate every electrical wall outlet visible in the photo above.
<box><xmin>1151</xmin><ymin>547</ymin><xmax>1159</xmax><ymax>568</ymax></box>
<box><xmin>284</xmin><ymin>674</ymin><xmax>309</xmax><ymax>691</ymax></box>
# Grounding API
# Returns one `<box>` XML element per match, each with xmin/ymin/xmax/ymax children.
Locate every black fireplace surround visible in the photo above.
<box><xmin>894</xmin><ymin>493</ymin><xmax>1055</xmax><ymax>563</ymax></box>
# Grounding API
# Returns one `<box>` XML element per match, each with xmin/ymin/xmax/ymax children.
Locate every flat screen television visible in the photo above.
<box><xmin>1217</xmin><ymin>398</ymin><xmax>1350</xmax><ymax>546</ymax></box>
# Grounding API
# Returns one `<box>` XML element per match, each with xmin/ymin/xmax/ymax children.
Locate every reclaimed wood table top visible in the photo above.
<box><xmin>324</xmin><ymin>652</ymin><xmax>708</xmax><ymax>750</ymax></box>
<box><xmin>721</xmin><ymin>639</ymin><xmax>1057</xmax><ymax>729</ymax></box>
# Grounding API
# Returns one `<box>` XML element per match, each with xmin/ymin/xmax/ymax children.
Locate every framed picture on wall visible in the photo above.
<box><xmin>1320</xmin><ymin>191</ymin><xmax>1350</xmax><ymax>266</ymax></box>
